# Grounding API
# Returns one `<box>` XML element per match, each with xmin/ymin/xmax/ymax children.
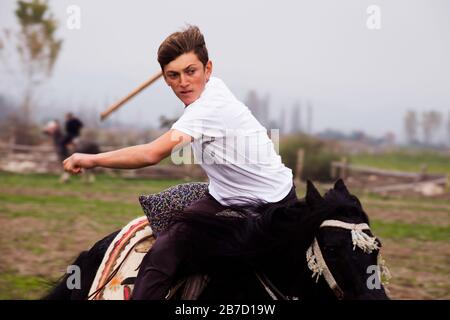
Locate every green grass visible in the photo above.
<box><xmin>360</xmin><ymin>192</ymin><xmax>450</xmax><ymax>206</ymax></box>
<box><xmin>349</xmin><ymin>150</ymin><xmax>450</xmax><ymax>174</ymax></box>
<box><xmin>0</xmin><ymin>171</ymin><xmax>191</xmax><ymax>195</ymax></box>
<box><xmin>0</xmin><ymin>172</ymin><xmax>189</xmax><ymax>299</ymax></box>
<box><xmin>1</xmin><ymin>171</ymin><xmax>449</xmax><ymax>299</ymax></box>
<box><xmin>0</xmin><ymin>171</ymin><xmax>196</xmax><ymax>225</ymax></box>
<box><xmin>364</xmin><ymin>201</ymin><xmax>450</xmax><ymax>214</ymax></box>
<box><xmin>0</xmin><ymin>193</ymin><xmax>140</xmax><ymax>221</ymax></box>
<box><xmin>0</xmin><ymin>273</ymin><xmax>49</xmax><ymax>300</ymax></box>
<box><xmin>371</xmin><ymin>220</ymin><xmax>450</xmax><ymax>242</ymax></box>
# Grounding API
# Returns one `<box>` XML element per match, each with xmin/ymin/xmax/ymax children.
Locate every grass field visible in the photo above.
<box><xmin>0</xmin><ymin>171</ymin><xmax>449</xmax><ymax>299</ymax></box>
<box><xmin>349</xmin><ymin>150</ymin><xmax>450</xmax><ymax>174</ymax></box>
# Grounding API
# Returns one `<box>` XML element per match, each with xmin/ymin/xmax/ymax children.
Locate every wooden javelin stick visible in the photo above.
<box><xmin>100</xmin><ymin>71</ymin><xmax>163</xmax><ymax>121</ymax></box>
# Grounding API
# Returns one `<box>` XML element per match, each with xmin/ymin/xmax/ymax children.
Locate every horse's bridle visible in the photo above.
<box><xmin>306</xmin><ymin>219</ymin><xmax>388</xmax><ymax>300</ymax></box>
<box><xmin>254</xmin><ymin>219</ymin><xmax>391</xmax><ymax>301</ymax></box>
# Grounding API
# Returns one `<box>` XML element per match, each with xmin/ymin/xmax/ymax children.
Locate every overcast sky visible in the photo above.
<box><xmin>1</xmin><ymin>0</ymin><xmax>449</xmax><ymax>142</ymax></box>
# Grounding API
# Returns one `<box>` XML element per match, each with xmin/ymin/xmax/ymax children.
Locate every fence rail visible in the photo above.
<box><xmin>330</xmin><ymin>160</ymin><xmax>444</xmax><ymax>180</ymax></box>
<box><xmin>0</xmin><ymin>143</ymin><xmax>205</xmax><ymax>179</ymax></box>
<box><xmin>330</xmin><ymin>158</ymin><xmax>448</xmax><ymax>195</ymax></box>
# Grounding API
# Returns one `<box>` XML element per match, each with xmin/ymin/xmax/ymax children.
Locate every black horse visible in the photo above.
<box><xmin>284</xmin><ymin>179</ymin><xmax>389</xmax><ymax>300</ymax></box>
<box><xmin>43</xmin><ymin>180</ymin><xmax>389</xmax><ymax>300</ymax></box>
<box><xmin>43</xmin><ymin>120</ymin><xmax>100</xmax><ymax>182</ymax></box>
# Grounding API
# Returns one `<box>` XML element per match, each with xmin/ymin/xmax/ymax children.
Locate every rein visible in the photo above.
<box><xmin>306</xmin><ymin>219</ymin><xmax>390</xmax><ymax>299</ymax></box>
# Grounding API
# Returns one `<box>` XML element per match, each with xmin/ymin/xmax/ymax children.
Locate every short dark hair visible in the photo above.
<box><xmin>157</xmin><ymin>25</ymin><xmax>209</xmax><ymax>70</ymax></box>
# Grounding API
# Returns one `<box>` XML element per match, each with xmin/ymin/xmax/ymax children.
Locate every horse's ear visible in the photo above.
<box><xmin>334</xmin><ymin>179</ymin><xmax>350</xmax><ymax>196</ymax></box>
<box><xmin>306</xmin><ymin>180</ymin><xmax>323</xmax><ymax>206</ymax></box>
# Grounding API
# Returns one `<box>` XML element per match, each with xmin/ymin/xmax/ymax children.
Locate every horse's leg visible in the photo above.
<box><xmin>59</xmin><ymin>172</ymin><xmax>70</xmax><ymax>183</ymax></box>
<box><xmin>87</xmin><ymin>171</ymin><xmax>96</xmax><ymax>183</ymax></box>
<box><xmin>42</xmin><ymin>230</ymin><xmax>120</xmax><ymax>300</ymax></box>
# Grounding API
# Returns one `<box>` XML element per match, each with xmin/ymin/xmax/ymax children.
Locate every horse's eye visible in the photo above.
<box><xmin>376</xmin><ymin>238</ymin><xmax>382</xmax><ymax>248</ymax></box>
<box><xmin>323</xmin><ymin>245</ymin><xmax>337</xmax><ymax>253</ymax></box>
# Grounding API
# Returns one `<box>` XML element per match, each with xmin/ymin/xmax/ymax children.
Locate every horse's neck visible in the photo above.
<box><xmin>52</xmin><ymin>130</ymin><xmax>62</xmax><ymax>144</ymax></box>
<box><xmin>297</xmin><ymin>259</ymin><xmax>335</xmax><ymax>300</ymax></box>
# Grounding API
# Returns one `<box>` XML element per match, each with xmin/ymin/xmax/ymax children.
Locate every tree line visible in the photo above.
<box><xmin>404</xmin><ymin>110</ymin><xmax>450</xmax><ymax>146</ymax></box>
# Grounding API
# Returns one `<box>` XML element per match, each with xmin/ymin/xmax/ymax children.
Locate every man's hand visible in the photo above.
<box><xmin>63</xmin><ymin>153</ymin><xmax>96</xmax><ymax>174</ymax></box>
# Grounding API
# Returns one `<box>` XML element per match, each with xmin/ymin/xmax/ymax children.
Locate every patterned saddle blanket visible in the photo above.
<box><xmin>88</xmin><ymin>182</ymin><xmax>210</xmax><ymax>300</ymax></box>
<box><xmin>88</xmin><ymin>216</ymin><xmax>152</xmax><ymax>300</ymax></box>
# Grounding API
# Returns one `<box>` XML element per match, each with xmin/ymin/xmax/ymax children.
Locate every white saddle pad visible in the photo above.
<box><xmin>88</xmin><ymin>216</ymin><xmax>154</xmax><ymax>300</ymax></box>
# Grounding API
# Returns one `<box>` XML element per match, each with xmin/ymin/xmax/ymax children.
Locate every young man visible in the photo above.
<box><xmin>61</xmin><ymin>112</ymin><xmax>83</xmax><ymax>150</ymax></box>
<box><xmin>63</xmin><ymin>25</ymin><xmax>296</xmax><ymax>299</ymax></box>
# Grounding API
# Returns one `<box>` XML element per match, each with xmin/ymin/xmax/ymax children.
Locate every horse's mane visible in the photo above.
<box><xmin>168</xmin><ymin>179</ymin><xmax>370</xmax><ymax>275</ymax></box>
<box><xmin>322</xmin><ymin>184</ymin><xmax>370</xmax><ymax>225</ymax></box>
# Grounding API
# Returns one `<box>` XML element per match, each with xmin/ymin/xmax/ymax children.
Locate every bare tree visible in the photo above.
<box><xmin>278</xmin><ymin>106</ymin><xmax>286</xmax><ymax>134</ymax></box>
<box><xmin>306</xmin><ymin>100</ymin><xmax>313</xmax><ymax>134</ymax></box>
<box><xmin>404</xmin><ymin>110</ymin><xmax>418</xmax><ymax>144</ymax></box>
<box><xmin>260</xmin><ymin>93</ymin><xmax>270</xmax><ymax>129</ymax></box>
<box><xmin>291</xmin><ymin>101</ymin><xmax>301</xmax><ymax>134</ymax></box>
<box><xmin>0</xmin><ymin>0</ymin><xmax>62</xmax><ymax>143</ymax></box>
<box><xmin>158</xmin><ymin>115</ymin><xmax>178</xmax><ymax>130</ymax></box>
<box><xmin>421</xmin><ymin>110</ymin><xmax>443</xmax><ymax>145</ymax></box>
<box><xmin>447</xmin><ymin>111</ymin><xmax>450</xmax><ymax>146</ymax></box>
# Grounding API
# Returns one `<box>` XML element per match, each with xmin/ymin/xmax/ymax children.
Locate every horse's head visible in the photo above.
<box><xmin>43</xmin><ymin>120</ymin><xmax>60</xmax><ymax>136</ymax></box>
<box><xmin>297</xmin><ymin>179</ymin><xmax>390</xmax><ymax>300</ymax></box>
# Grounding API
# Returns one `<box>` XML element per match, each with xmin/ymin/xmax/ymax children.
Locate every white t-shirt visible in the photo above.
<box><xmin>171</xmin><ymin>77</ymin><xmax>293</xmax><ymax>206</ymax></box>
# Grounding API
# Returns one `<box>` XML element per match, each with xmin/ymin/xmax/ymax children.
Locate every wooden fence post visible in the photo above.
<box><xmin>294</xmin><ymin>149</ymin><xmax>305</xmax><ymax>185</ymax></box>
<box><xmin>418</xmin><ymin>164</ymin><xmax>428</xmax><ymax>182</ymax></box>
<box><xmin>330</xmin><ymin>161</ymin><xmax>337</xmax><ymax>179</ymax></box>
<box><xmin>340</xmin><ymin>157</ymin><xmax>348</xmax><ymax>180</ymax></box>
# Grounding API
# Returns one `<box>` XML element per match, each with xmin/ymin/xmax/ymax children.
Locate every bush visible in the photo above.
<box><xmin>279</xmin><ymin>134</ymin><xmax>340</xmax><ymax>182</ymax></box>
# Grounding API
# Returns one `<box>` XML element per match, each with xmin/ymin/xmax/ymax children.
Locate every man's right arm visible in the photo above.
<box><xmin>63</xmin><ymin>129</ymin><xmax>192</xmax><ymax>174</ymax></box>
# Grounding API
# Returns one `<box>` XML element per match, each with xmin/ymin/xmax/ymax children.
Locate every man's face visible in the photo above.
<box><xmin>163</xmin><ymin>51</ymin><xmax>212</xmax><ymax>106</ymax></box>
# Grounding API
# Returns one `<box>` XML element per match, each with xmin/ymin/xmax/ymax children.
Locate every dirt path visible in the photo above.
<box><xmin>0</xmin><ymin>216</ymin><xmax>109</xmax><ymax>277</ymax></box>
<box><xmin>382</xmin><ymin>238</ymin><xmax>450</xmax><ymax>299</ymax></box>
<box><xmin>366</xmin><ymin>207</ymin><xmax>450</xmax><ymax>226</ymax></box>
